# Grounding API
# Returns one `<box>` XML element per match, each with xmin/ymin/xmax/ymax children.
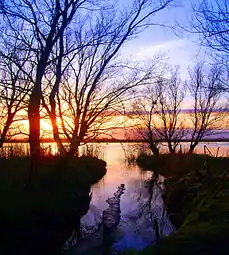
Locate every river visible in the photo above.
<box><xmin>62</xmin><ymin>141</ymin><xmax>229</xmax><ymax>254</ymax></box>
<box><xmin>62</xmin><ymin>143</ymin><xmax>174</xmax><ymax>254</ymax></box>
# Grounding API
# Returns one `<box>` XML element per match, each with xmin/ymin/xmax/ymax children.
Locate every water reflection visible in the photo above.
<box><xmin>76</xmin><ymin>144</ymin><xmax>174</xmax><ymax>254</ymax></box>
<box><xmin>89</xmin><ymin>143</ymin><xmax>151</xmax><ymax>211</ymax></box>
<box><xmin>63</xmin><ymin>142</ymin><xmax>229</xmax><ymax>253</ymax></box>
<box><xmin>112</xmin><ymin>178</ymin><xmax>174</xmax><ymax>252</ymax></box>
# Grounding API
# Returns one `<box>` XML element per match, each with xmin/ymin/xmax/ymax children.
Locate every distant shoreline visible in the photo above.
<box><xmin>4</xmin><ymin>138</ymin><xmax>229</xmax><ymax>143</ymax></box>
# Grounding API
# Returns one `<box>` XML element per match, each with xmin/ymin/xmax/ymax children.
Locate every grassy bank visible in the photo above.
<box><xmin>127</xmin><ymin>153</ymin><xmax>229</xmax><ymax>254</ymax></box>
<box><xmin>0</xmin><ymin>156</ymin><xmax>106</xmax><ymax>255</ymax></box>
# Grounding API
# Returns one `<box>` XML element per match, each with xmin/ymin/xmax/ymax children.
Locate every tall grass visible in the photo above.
<box><xmin>81</xmin><ymin>143</ymin><xmax>105</xmax><ymax>159</ymax></box>
<box><xmin>125</xmin><ymin>143</ymin><xmax>152</xmax><ymax>165</ymax></box>
<box><xmin>0</xmin><ymin>143</ymin><xmax>56</xmax><ymax>158</ymax></box>
<box><xmin>0</xmin><ymin>143</ymin><xmax>30</xmax><ymax>158</ymax></box>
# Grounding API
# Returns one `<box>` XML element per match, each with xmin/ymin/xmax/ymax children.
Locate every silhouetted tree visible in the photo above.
<box><xmin>131</xmin><ymin>83</ymin><xmax>161</xmax><ymax>155</ymax></box>
<box><xmin>152</xmin><ymin>70</ymin><xmax>186</xmax><ymax>153</ymax></box>
<box><xmin>193</xmin><ymin>0</ymin><xmax>229</xmax><ymax>67</ymax></box>
<box><xmin>0</xmin><ymin>42</ymin><xmax>31</xmax><ymax>148</ymax></box>
<box><xmin>55</xmin><ymin>63</ymin><xmax>154</xmax><ymax>156</ymax></box>
<box><xmin>0</xmin><ymin>0</ymin><xmax>86</xmax><ymax>161</ymax></box>
<box><xmin>40</xmin><ymin>0</ymin><xmax>175</xmax><ymax>156</ymax></box>
<box><xmin>132</xmin><ymin>69</ymin><xmax>185</xmax><ymax>154</ymax></box>
<box><xmin>187</xmin><ymin>63</ymin><xmax>226</xmax><ymax>153</ymax></box>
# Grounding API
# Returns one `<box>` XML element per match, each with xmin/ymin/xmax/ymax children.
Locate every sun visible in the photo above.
<box><xmin>40</xmin><ymin>119</ymin><xmax>53</xmax><ymax>137</ymax></box>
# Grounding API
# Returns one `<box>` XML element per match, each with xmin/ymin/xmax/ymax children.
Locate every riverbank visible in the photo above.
<box><xmin>128</xmin><ymin>153</ymin><xmax>229</xmax><ymax>254</ymax></box>
<box><xmin>0</xmin><ymin>156</ymin><xmax>106</xmax><ymax>254</ymax></box>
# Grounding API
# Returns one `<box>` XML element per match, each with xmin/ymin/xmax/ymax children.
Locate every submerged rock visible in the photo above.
<box><xmin>103</xmin><ymin>184</ymin><xmax>125</xmax><ymax>229</ymax></box>
<box><xmin>62</xmin><ymin>184</ymin><xmax>125</xmax><ymax>253</ymax></box>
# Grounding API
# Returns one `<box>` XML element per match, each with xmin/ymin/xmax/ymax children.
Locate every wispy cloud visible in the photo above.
<box><xmin>122</xmin><ymin>38</ymin><xmax>199</xmax><ymax>77</ymax></box>
<box><xmin>135</xmin><ymin>39</ymin><xmax>191</xmax><ymax>58</ymax></box>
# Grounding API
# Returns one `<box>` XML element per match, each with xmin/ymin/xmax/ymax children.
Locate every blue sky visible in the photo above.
<box><xmin>121</xmin><ymin>0</ymin><xmax>205</xmax><ymax>78</ymax></box>
<box><xmin>119</xmin><ymin>0</ymin><xmax>216</xmax><ymax>108</ymax></box>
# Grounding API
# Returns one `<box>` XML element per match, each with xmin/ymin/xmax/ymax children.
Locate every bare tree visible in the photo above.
<box><xmin>153</xmin><ymin>71</ymin><xmax>186</xmax><ymax>153</ymax></box>
<box><xmin>131</xmin><ymin>84</ymin><xmax>161</xmax><ymax>155</ymax></box>
<box><xmin>52</xmin><ymin>62</ymin><xmax>154</xmax><ymax>156</ymax></box>
<box><xmin>132</xmin><ymin>69</ymin><xmax>185</xmax><ymax>154</ymax></box>
<box><xmin>187</xmin><ymin>63</ymin><xmax>226</xmax><ymax>153</ymax></box>
<box><xmin>40</xmin><ymin>0</ymin><xmax>175</xmax><ymax>156</ymax></box>
<box><xmin>0</xmin><ymin>45</ymin><xmax>31</xmax><ymax>148</ymax></box>
<box><xmin>193</xmin><ymin>0</ymin><xmax>229</xmax><ymax>67</ymax></box>
<box><xmin>0</xmin><ymin>0</ymin><xmax>87</xmax><ymax>161</ymax></box>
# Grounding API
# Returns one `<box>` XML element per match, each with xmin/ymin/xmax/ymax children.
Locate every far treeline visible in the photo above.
<box><xmin>0</xmin><ymin>0</ymin><xmax>228</xmax><ymax>162</ymax></box>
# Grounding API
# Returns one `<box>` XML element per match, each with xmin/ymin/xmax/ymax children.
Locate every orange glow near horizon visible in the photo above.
<box><xmin>1</xmin><ymin>111</ymin><xmax>229</xmax><ymax>141</ymax></box>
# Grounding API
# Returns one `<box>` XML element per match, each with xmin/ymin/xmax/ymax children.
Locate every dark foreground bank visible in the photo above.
<box><xmin>0</xmin><ymin>156</ymin><xmax>106</xmax><ymax>255</ymax></box>
<box><xmin>125</xmin><ymin>153</ymin><xmax>229</xmax><ymax>254</ymax></box>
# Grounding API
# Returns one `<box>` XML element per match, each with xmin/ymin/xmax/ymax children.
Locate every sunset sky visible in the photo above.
<box><xmin>1</xmin><ymin>0</ymin><xmax>226</xmax><ymax>141</ymax></box>
<box><xmin>119</xmin><ymin>0</ymin><xmax>212</xmax><ymax>110</ymax></box>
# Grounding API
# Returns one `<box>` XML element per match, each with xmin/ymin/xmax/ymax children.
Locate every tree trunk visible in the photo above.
<box><xmin>52</xmin><ymin>122</ymin><xmax>66</xmax><ymax>156</ymax></box>
<box><xmin>189</xmin><ymin>144</ymin><xmax>196</xmax><ymax>154</ymax></box>
<box><xmin>27</xmin><ymin>84</ymin><xmax>42</xmax><ymax>187</ymax></box>
<box><xmin>49</xmin><ymin>99</ymin><xmax>66</xmax><ymax>155</ymax></box>
<box><xmin>149</xmin><ymin>143</ymin><xmax>159</xmax><ymax>156</ymax></box>
<box><xmin>69</xmin><ymin>139</ymin><xmax>80</xmax><ymax>157</ymax></box>
<box><xmin>0</xmin><ymin>114</ymin><xmax>14</xmax><ymax>148</ymax></box>
<box><xmin>28</xmin><ymin>84</ymin><xmax>42</xmax><ymax>170</ymax></box>
<box><xmin>168</xmin><ymin>142</ymin><xmax>174</xmax><ymax>154</ymax></box>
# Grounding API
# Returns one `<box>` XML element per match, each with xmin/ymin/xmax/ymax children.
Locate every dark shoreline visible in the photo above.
<box><xmin>4</xmin><ymin>138</ymin><xmax>229</xmax><ymax>143</ymax></box>
<box><xmin>132</xmin><ymin>154</ymin><xmax>229</xmax><ymax>254</ymax></box>
<box><xmin>0</xmin><ymin>156</ymin><xmax>107</xmax><ymax>255</ymax></box>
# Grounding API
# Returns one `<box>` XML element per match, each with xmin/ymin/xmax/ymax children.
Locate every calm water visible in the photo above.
<box><xmin>2</xmin><ymin>142</ymin><xmax>229</xmax><ymax>253</ymax></box>
<box><xmin>81</xmin><ymin>141</ymin><xmax>229</xmax><ymax>218</ymax></box>
<box><xmin>72</xmin><ymin>142</ymin><xmax>229</xmax><ymax>253</ymax></box>
<box><xmin>64</xmin><ymin>143</ymin><xmax>175</xmax><ymax>254</ymax></box>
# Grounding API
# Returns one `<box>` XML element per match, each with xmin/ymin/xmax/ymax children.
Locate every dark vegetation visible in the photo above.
<box><xmin>129</xmin><ymin>153</ymin><xmax>229</xmax><ymax>254</ymax></box>
<box><xmin>0</xmin><ymin>156</ymin><xmax>106</xmax><ymax>255</ymax></box>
